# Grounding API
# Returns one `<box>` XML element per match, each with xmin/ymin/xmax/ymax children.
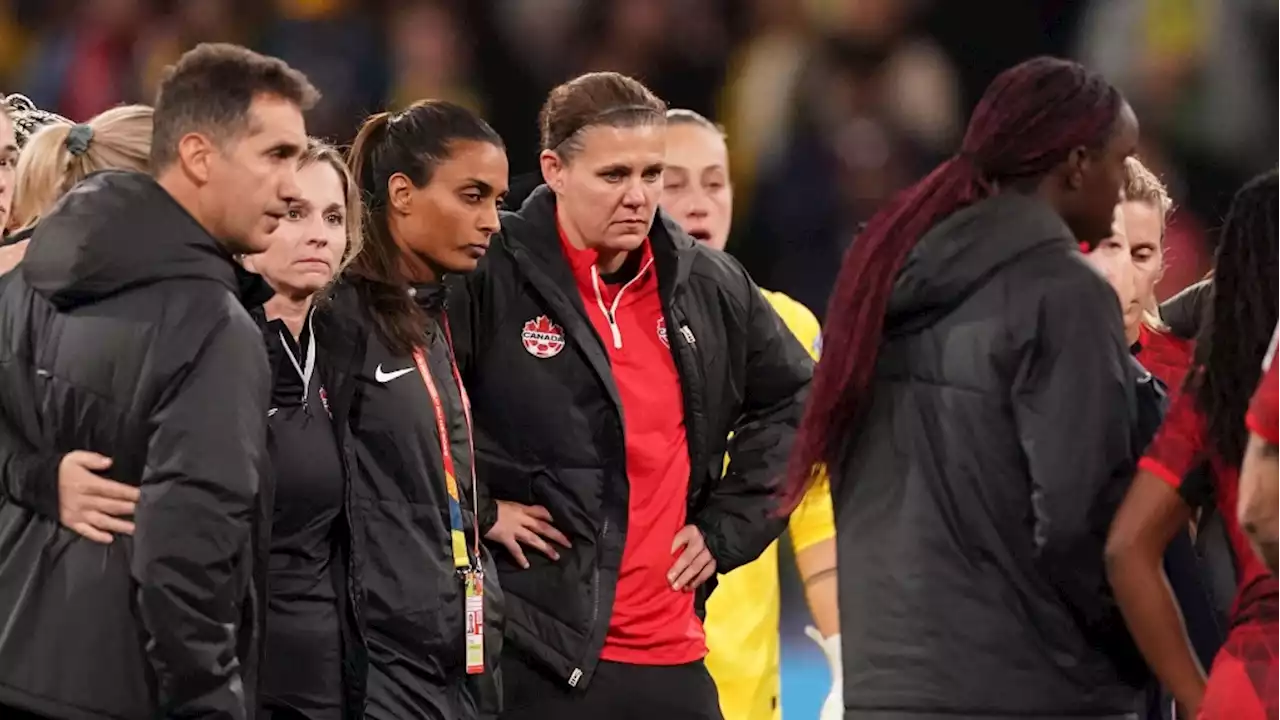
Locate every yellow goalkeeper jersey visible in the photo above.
<box><xmin>704</xmin><ymin>290</ymin><xmax>835</xmax><ymax>720</ymax></box>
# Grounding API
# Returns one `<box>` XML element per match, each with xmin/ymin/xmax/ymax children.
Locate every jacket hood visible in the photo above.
<box><xmin>885</xmin><ymin>192</ymin><xmax>1076</xmax><ymax>335</ymax></box>
<box><xmin>21</xmin><ymin>170</ymin><xmax>271</xmax><ymax>310</ymax></box>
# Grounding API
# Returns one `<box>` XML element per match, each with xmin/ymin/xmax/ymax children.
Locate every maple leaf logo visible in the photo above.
<box><xmin>521</xmin><ymin>315</ymin><xmax>565</xmax><ymax>358</ymax></box>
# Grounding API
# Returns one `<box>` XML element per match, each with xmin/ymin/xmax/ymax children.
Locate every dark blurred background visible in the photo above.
<box><xmin>2</xmin><ymin>0</ymin><xmax>1275</xmax><ymax>319</ymax></box>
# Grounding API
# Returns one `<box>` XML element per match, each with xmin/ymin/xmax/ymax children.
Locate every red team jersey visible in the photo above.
<box><xmin>1139</xmin><ymin>383</ymin><xmax>1279</xmax><ymax>720</ymax></box>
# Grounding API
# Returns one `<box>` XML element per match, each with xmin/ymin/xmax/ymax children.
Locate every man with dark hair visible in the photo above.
<box><xmin>0</xmin><ymin>43</ymin><xmax>316</xmax><ymax>720</ymax></box>
<box><xmin>148</xmin><ymin>42</ymin><xmax>320</xmax><ymax>253</ymax></box>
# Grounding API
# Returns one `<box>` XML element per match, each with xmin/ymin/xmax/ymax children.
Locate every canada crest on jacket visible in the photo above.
<box><xmin>521</xmin><ymin>315</ymin><xmax>565</xmax><ymax>358</ymax></box>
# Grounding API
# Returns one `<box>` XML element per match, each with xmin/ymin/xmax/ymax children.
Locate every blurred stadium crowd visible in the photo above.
<box><xmin>1</xmin><ymin>0</ymin><xmax>1275</xmax><ymax>317</ymax></box>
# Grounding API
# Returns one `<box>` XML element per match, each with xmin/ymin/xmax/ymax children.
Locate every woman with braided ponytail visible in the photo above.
<box><xmin>783</xmin><ymin>57</ymin><xmax>1144</xmax><ymax>717</ymax></box>
<box><xmin>0</xmin><ymin>94</ymin><xmax>66</xmax><ymax>244</ymax></box>
<box><xmin>0</xmin><ymin>104</ymin><xmax>14</xmax><ymax>238</ymax></box>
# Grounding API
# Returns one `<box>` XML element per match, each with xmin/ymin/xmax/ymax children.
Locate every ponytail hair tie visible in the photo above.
<box><xmin>65</xmin><ymin>124</ymin><xmax>94</xmax><ymax>157</ymax></box>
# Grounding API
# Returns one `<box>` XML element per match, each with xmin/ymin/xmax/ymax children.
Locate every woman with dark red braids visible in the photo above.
<box><xmin>783</xmin><ymin>57</ymin><xmax>1144</xmax><ymax>718</ymax></box>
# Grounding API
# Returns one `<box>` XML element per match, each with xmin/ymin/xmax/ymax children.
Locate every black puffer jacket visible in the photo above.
<box><xmin>833</xmin><ymin>193</ymin><xmax>1145</xmax><ymax>720</ymax></box>
<box><xmin>0</xmin><ymin>171</ymin><xmax>272</xmax><ymax>720</ymax></box>
<box><xmin>319</xmin><ymin>280</ymin><xmax>504</xmax><ymax>720</ymax></box>
<box><xmin>447</xmin><ymin>186</ymin><xmax>812</xmax><ymax>691</ymax></box>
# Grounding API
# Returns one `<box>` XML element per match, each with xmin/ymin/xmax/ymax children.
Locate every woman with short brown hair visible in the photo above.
<box><xmin>448</xmin><ymin>71</ymin><xmax>811</xmax><ymax>719</ymax></box>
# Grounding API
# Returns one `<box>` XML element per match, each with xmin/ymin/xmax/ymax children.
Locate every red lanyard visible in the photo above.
<box><xmin>410</xmin><ymin>315</ymin><xmax>481</xmax><ymax>573</ymax></box>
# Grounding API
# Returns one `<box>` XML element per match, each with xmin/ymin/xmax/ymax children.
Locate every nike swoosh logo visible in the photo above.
<box><xmin>374</xmin><ymin>365</ymin><xmax>415</xmax><ymax>383</ymax></box>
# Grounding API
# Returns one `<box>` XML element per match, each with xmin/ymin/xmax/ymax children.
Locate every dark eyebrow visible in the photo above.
<box><xmin>464</xmin><ymin>180</ymin><xmax>495</xmax><ymax>196</ymax></box>
<box><xmin>597</xmin><ymin>162</ymin><xmax>665</xmax><ymax>176</ymax></box>
<box><xmin>323</xmin><ymin>202</ymin><xmax>344</xmax><ymax>215</ymax></box>
<box><xmin>270</xmin><ymin>141</ymin><xmax>304</xmax><ymax>159</ymax></box>
<box><xmin>0</xmin><ymin>144</ymin><xmax>16</xmax><ymax>155</ymax></box>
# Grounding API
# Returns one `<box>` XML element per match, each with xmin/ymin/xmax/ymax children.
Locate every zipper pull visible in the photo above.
<box><xmin>591</xmin><ymin>265</ymin><xmax>625</xmax><ymax>349</ymax></box>
<box><xmin>606</xmin><ymin>312</ymin><xmax>622</xmax><ymax>349</ymax></box>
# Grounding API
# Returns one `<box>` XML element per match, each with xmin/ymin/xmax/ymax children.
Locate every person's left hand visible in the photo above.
<box><xmin>667</xmin><ymin>525</ymin><xmax>716</xmax><ymax>591</ymax></box>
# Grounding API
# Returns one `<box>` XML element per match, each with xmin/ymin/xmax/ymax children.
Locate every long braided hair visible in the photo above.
<box><xmin>1191</xmin><ymin>170</ymin><xmax>1279</xmax><ymax>465</ymax></box>
<box><xmin>782</xmin><ymin>57</ymin><xmax>1124</xmax><ymax>505</ymax></box>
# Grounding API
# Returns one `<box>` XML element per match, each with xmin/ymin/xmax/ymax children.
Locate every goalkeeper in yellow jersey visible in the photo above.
<box><xmin>663</xmin><ymin>109</ymin><xmax>841</xmax><ymax>720</ymax></box>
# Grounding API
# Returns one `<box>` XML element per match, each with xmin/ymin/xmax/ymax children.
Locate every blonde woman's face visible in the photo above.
<box><xmin>1122</xmin><ymin>200</ymin><xmax>1164</xmax><ymax>310</ymax></box>
<box><xmin>663</xmin><ymin>123</ymin><xmax>733</xmax><ymax>251</ymax></box>
<box><xmin>242</xmin><ymin>162</ymin><xmax>348</xmax><ymax>300</ymax></box>
<box><xmin>1088</xmin><ymin>205</ymin><xmax>1141</xmax><ymax>343</ymax></box>
<box><xmin>0</xmin><ymin>113</ymin><xmax>16</xmax><ymax>231</ymax></box>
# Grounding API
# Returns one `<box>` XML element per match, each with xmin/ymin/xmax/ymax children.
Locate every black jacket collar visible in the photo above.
<box><xmin>496</xmin><ymin>185</ymin><xmax>708</xmax><ymax>417</ymax></box>
<box><xmin>237</xmin><ymin>266</ymin><xmax>276</xmax><ymax>309</ymax></box>
<box><xmin>501</xmin><ymin>184</ymin><xmax>699</xmax><ymax>303</ymax></box>
<box><xmin>410</xmin><ymin>282</ymin><xmax>448</xmax><ymax>313</ymax></box>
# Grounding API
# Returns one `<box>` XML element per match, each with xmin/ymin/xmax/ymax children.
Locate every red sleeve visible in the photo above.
<box><xmin>1249</xmin><ymin>358</ymin><xmax>1280</xmax><ymax>443</ymax></box>
<box><xmin>1139</xmin><ymin>387</ymin><xmax>1208</xmax><ymax>492</ymax></box>
<box><xmin>1135</xmin><ymin>328</ymin><xmax>1193</xmax><ymax>394</ymax></box>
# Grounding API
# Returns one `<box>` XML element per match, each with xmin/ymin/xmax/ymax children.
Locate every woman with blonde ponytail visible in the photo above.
<box><xmin>0</xmin><ymin>104</ymin><xmax>151</xmax><ymax>275</ymax></box>
<box><xmin>11</xmin><ymin>104</ymin><xmax>152</xmax><ymax>231</ymax></box>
